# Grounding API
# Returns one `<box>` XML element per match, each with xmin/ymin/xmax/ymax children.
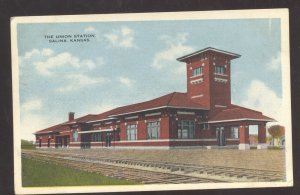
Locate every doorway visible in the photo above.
<box><xmin>216</xmin><ymin>127</ymin><xmax>226</xmax><ymax>146</ymax></box>
<box><xmin>80</xmin><ymin>134</ymin><xmax>91</xmax><ymax>148</ymax></box>
<box><xmin>105</xmin><ymin>132</ymin><xmax>112</xmax><ymax>147</ymax></box>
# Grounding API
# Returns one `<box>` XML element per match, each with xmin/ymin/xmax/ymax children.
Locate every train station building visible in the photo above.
<box><xmin>34</xmin><ymin>47</ymin><xmax>274</xmax><ymax>150</ymax></box>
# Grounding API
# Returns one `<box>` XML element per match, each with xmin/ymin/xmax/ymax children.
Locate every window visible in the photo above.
<box><xmin>72</xmin><ymin>131</ymin><xmax>78</xmax><ymax>142</ymax></box>
<box><xmin>214</xmin><ymin>66</ymin><xmax>225</xmax><ymax>75</ymax></box>
<box><xmin>177</xmin><ymin>120</ymin><xmax>195</xmax><ymax>139</ymax></box>
<box><xmin>147</xmin><ymin>121</ymin><xmax>160</xmax><ymax>139</ymax></box>
<box><xmin>231</xmin><ymin>127</ymin><xmax>239</xmax><ymax>139</ymax></box>
<box><xmin>91</xmin><ymin>133</ymin><xmax>102</xmax><ymax>142</ymax></box>
<box><xmin>127</xmin><ymin>124</ymin><xmax>137</xmax><ymax>141</ymax></box>
<box><xmin>216</xmin><ymin>126</ymin><xmax>224</xmax><ymax>132</ymax></box>
<box><xmin>202</xmin><ymin>123</ymin><xmax>209</xmax><ymax>130</ymax></box>
<box><xmin>192</xmin><ymin>67</ymin><xmax>202</xmax><ymax>76</ymax></box>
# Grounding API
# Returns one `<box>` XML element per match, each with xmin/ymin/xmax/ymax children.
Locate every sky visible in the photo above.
<box><xmin>17</xmin><ymin>18</ymin><xmax>284</xmax><ymax>140</ymax></box>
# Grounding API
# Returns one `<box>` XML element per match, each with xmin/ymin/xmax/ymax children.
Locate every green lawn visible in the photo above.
<box><xmin>22</xmin><ymin>158</ymin><xmax>136</xmax><ymax>187</ymax></box>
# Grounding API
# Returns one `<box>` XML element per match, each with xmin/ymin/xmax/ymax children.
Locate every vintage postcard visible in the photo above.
<box><xmin>11</xmin><ymin>9</ymin><xmax>292</xmax><ymax>194</ymax></box>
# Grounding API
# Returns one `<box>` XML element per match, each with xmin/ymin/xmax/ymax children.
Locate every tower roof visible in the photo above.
<box><xmin>177</xmin><ymin>47</ymin><xmax>241</xmax><ymax>62</ymax></box>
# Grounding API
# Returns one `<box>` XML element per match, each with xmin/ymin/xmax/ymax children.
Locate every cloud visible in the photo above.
<box><xmin>267</xmin><ymin>52</ymin><xmax>281</xmax><ymax>71</ymax></box>
<box><xmin>33</xmin><ymin>52</ymin><xmax>96</xmax><ymax>76</ymax></box>
<box><xmin>84</xmin><ymin>26</ymin><xmax>96</xmax><ymax>33</ymax></box>
<box><xmin>151</xmin><ymin>33</ymin><xmax>193</xmax><ymax>73</ymax></box>
<box><xmin>24</xmin><ymin>49</ymin><xmax>40</xmax><ymax>59</ymax></box>
<box><xmin>20</xmin><ymin>48</ymin><xmax>107</xmax><ymax>94</ymax></box>
<box><xmin>95</xmin><ymin>57</ymin><xmax>105</xmax><ymax>66</ymax></box>
<box><xmin>20</xmin><ymin>98</ymin><xmax>48</xmax><ymax>141</ymax></box>
<box><xmin>21</xmin><ymin>112</ymin><xmax>50</xmax><ymax>141</ymax></box>
<box><xmin>20</xmin><ymin>108</ymin><xmax>63</xmax><ymax>141</ymax></box>
<box><xmin>118</xmin><ymin>76</ymin><xmax>135</xmax><ymax>87</ymax></box>
<box><xmin>24</xmin><ymin>48</ymin><xmax>54</xmax><ymax>60</ymax></box>
<box><xmin>56</xmin><ymin>74</ymin><xmax>109</xmax><ymax>92</ymax></box>
<box><xmin>104</xmin><ymin>26</ymin><xmax>136</xmax><ymax>48</ymax></box>
<box><xmin>21</xmin><ymin>98</ymin><xmax>43</xmax><ymax>112</ymax></box>
<box><xmin>41</xmin><ymin>48</ymin><xmax>54</xmax><ymax>57</ymax></box>
<box><xmin>240</xmin><ymin>80</ymin><xmax>283</xmax><ymax>125</ymax></box>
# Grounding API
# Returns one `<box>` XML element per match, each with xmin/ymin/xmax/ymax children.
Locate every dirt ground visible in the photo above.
<box><xmin>52</xmin><ymin>148</ymin><xmax>286</xmax><ymax>172</ymax></box>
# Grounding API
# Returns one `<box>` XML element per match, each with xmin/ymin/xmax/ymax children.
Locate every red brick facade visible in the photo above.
<box><xmin>34</xmin><ymin>48</ymin><xmax>274</xmax><ymax>150</ymax></box>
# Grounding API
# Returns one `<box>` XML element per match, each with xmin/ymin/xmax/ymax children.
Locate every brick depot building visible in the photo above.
<box><xmin>34</xmin><ymin>47</ymin><xmax>274</xmax><ymax>150</ymax></box>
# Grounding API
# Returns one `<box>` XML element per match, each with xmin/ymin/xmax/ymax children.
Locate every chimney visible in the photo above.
<box><xmin>68</xmin><ymin>112</ymin><xmax>75</xmax><ymax>121</ymax></box>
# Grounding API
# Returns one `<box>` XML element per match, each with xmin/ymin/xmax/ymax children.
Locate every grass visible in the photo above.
<box><xmin>22</xmin><ymin>158</ymin><xmax>136</xmax><ymax>187</ymax></box>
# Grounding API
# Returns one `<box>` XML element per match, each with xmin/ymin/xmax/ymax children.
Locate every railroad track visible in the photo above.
<box><xmin>22</xmin><ymin>150</ymin><xmax>223</xmax><ymax>184</ymax></box>
<box><xmin>22</xmin><ymin>150</ymin><xmax>285</xmax><ymax>183</ymax></box>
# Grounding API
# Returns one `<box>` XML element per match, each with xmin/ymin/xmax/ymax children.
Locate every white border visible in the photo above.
<box><xmin>11</xmin><ymin>9</ymin><xmax>292</xmax><ymax>194</ymax></box>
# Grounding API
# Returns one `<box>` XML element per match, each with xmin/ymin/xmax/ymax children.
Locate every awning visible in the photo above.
<box><xmin>78</xmin><ymin>129</ymin><xmax>114</xmax><ymax>134</ymax></box>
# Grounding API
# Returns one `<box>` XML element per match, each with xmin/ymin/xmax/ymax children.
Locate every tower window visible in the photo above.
<box><xmin>192</xmin><ymin>67</ymin><xmax>203</xmax><ymax>76</ymax></box>
<box><xmin>215</xmin><ymin>66</ymin><xmax>225</xmax><ymax>75</ymax></box>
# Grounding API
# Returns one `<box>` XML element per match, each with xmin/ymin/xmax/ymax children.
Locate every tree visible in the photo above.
<box><xmin>268</xmin><ymin>125</ymin><xmax>285</xmax><ymax>146</ymax></box>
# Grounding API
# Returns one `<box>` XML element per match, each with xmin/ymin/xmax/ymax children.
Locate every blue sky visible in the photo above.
<box><xmin>17</xmin><ymin>18</ymin><xmax>283</xmax><ymax>140</ymax></box>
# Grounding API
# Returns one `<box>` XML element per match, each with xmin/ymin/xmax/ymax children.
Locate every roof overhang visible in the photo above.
<box><xmin>207</xmin><ymin>118</ymin><xmax>276</xmax><ymax>124</ymax></box>
<box><xmin>85</xmin><ymin>117</ymin><xmax>117</xmax><ymax>124</ymax></box>
<box><xmin>34</xmin><ymin>130</ymin><xmax>53</xmax><ymax>135</ymax></box>
<box><xmin>78</xmin><ymin>129</ymin><xmax>114</xmax><ymax>134</ymax></box>
<box><xmin>177</xmin><ymin>47</ymin><xmax>241</xmax><ymax>62</ymax></box>
<box><xmin>108</xmin><ymin>106</ymin><xmax>208</xmax><ymax>118</ymax></box>
<box><xmin>62</xmin><ymin>121</ymin><xmax>77</xmax><ymax>125</ymax></box>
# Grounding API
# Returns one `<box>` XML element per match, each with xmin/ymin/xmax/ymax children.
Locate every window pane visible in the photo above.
<box><xmin>182</xmin><ymin>129</ymin><xmax>188</xmax><ymax>139</ymax></box>
<box><xmin>231</xmin><ymin>127</ymin><xmax>239</xmax><ymax>139</ymax></box>
<box><xmin>215</xmin><ymin>66</ymin><xmax>225</xmax><ymax>74</ymax></box>
<box><xmin>178</xmin><ymin>129</ymin><xmax>182</xmax><ymax>138</ymax></box>
<box><xmin>177</xmin><ymin>120</ymin><xmax>195</xmax><ymax>139</ymax></box>
<box><xmin>127</xmin><ymin>124</ymin><xmax>137</xmax><ymax>140</ymax></box>
<box><xmin>193</xmin><ymin>67</ymin><xmax>202</xmax><ymax>76</ymax></box>
<box><xmin>147</xmin><ymin>121</ymin><xmax>160</xmax><ymax>139</ymax></box>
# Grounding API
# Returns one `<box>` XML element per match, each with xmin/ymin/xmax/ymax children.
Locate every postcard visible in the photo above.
<box><xmin>11</xmin><ymin>9</ymin><xmax>292</xmax><ymax>194</ymax></box>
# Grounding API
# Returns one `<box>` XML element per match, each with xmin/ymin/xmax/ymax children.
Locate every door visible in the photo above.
<box><xmin>105</xmin><ymin>132</ymin><xmax>112</xmax><ymax>147</ymax></box>
<box><xmin>47</xmin><ymin>138</ymin><xmax>50</xmax><ymax>148</ymax></box>
<box><xmin>39</xmin><ymin>139</ymin><xmax>42</xmax><ymax>148</ymax></box>
<box><xmin>216</xmin><ymin>127</ymin><xmax>226</xmax><ymax>146</ymax></box>
<box><xmin>63</xmin><ymin>136</ymin><xmax>69</xmax><ymax>147</ymax></box>
<box><xmin>80</xmin><ymin>134</ymin><xmax>91</xmax><ymax>148</ymax></box>
<box><xmin>56</xmin><ymin>137</ymin><xmax>63</xmax><ymax>147</ymax></box>
<box><xmin>55</xmin><ymin>137</ymin><xmax>60</xmax><ymax>148</ymax></box>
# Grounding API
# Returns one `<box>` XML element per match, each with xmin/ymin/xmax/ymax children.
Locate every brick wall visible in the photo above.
<box><xmin>185</xmin><ymin>52</ymin><xmax>233</xmax><ymax>110</ymax></box>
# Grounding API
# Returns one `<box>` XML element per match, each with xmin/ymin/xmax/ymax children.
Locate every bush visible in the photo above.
<box><xmin>21</xmin><ymin>139</ymin><xmax>35</xmax><ymax>149</ymax></box>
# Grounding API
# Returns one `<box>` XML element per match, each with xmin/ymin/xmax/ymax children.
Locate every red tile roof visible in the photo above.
<box><xmin>35</xmin><ymin>114</ymin><xmax>94</xmax><ymax>134</ymax></box>
<box><xmin>80</xmin><ymin>92</ymin><xmax>208</xmax><ymax>122</ymax></box>
<box><xmin>34</xmin><ymin>123</ymin><xmax>70</xmax><ymax>135</ymax></box>
<box><xmin>35</xmin><ymin>92</ymin><xmax>207</xmax><ymax>134</ymax></box>
<box><xmin>208</xmin><ymin>104</ymin><xmax>275</xmax><ymax>123</ymax></box>
<box><xmin>35</xmin><ymin>93</ymin><xmax>275</xmax><ymax>134</ymax></box>
<box><xmin>177</xmin><ymin>47</ymin><xmax>241</xmax><ymax>62</ymax></box>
